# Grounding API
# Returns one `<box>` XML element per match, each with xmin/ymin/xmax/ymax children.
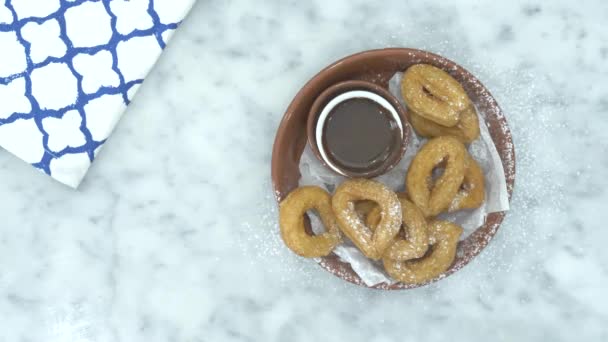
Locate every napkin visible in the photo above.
<box><xmin>0</xmin><ymin>0</ymin><xmax>195</xmax><ymax>187</ymax></box>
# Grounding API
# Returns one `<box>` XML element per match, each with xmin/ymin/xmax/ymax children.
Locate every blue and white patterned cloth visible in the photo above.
<box><xmin>0</xmin><ymin>0</ymin><xmax>194</xmax><ymax>187</ymax></box>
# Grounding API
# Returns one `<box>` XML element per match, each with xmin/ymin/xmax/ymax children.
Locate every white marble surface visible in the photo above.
<box><xmin>1</xmin><ymin>0</ymin><xmax>607</xmax><ymax>341</ymax></box>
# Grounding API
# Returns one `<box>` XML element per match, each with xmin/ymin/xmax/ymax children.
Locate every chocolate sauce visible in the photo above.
<box><xmin>322</xmin><ymin>97</ymin><xmax>401</xmax><ymax>172</ymax></box>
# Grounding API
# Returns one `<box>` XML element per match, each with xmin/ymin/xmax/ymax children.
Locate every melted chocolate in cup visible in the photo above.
<box><xmin>320</xmin><ymin>94</ymin><xmax>402</xmax><ymax>174</ymax></box>
<box><xmin>315</xmin><ymin>89</ymin><xmax>405</xmax><ymax>177</ymax></box>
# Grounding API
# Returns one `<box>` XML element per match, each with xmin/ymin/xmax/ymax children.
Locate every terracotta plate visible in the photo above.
<box><xmin>271</xmin><ymin>48</ymin><xmax>516</xmax><ymax>290</ymax></box>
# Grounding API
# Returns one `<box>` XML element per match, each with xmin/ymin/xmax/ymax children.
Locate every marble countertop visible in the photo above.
<box><xmin>1</xmin><ymin>0</ymin><xmax>607</xmax><ymax>341</ymax></box>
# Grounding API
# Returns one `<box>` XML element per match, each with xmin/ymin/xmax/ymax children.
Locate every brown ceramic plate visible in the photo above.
<box><xmin>271</xmin><ymin>48</ymin><xmax>516</xmax><ymax>290</ymax></box>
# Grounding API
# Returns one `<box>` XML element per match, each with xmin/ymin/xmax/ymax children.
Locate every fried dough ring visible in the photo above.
<box><xmin>401</xmin><ymin>64</ymin><xmax>470</xmax><ymax>127</ymax></box>
<box><xmin>410</xmin><ymin>105</ymin><xmax>480</xmax><ymax>144</ymax></box>
<box><xmin>383</xmin><ymin>220</ymin><xmax>463</xmax><ymax>284</ymax></box>
<box><xmin>406</xmin><ymin>136</ymin><xmax>466</xmax><ymax>217</ymax></box>
<box><xmin>279</xmin><ymin>186</ymin><xmax>342</xmax><ymax>257</ymax></box>
<box><xmin>449</xmin><ymin>154</ymin><xmax>485</xmax><ymax>212</ymax></box>
<box><xmin>332</xmin><ymin>179</ymin><xmax>401</xmax><ymax>260</ymax></box>
<box><xmin>366</xmin><ymin>196</ymin><xmax>429</xmax><ymax>261</ymax></box>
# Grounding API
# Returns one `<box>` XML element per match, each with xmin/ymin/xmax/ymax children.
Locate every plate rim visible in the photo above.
<box><xmin>271</xmin><ymin>47</ymin><xmax>516</xmax><ymax>290</ymax></box>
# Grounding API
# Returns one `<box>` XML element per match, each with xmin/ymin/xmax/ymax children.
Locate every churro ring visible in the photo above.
<box><xmin>383</xmin><ymin>220</ymin><xmax>463</xmax><ymax>284</ymax></box>
<box><xmin>406</xmin><ymin>136</ymin><xmax>466</xmax><ymax>217</ymax></box>
<box><xmin>332</xmin><ymin>179</ymin><xmax>401</xmax><ymax>260</ymax></box>
<box><xmin>279</xmin><ymin>186</ymin><xmax>342</xmax><ymax>257</ymax></box>
<box><xmin>410</xmin><ymin>105</ymin><xmax>480</xmax><ymax>144</ymax></box>
<box><xmin>366</xmin><ymin>196</ymin><xmax>429</xmax><ymax>261</ymax></box>
<box><xmin>401</xmin><ymin>64</ymin><xmax>471</xmax><ymax>127</ymax></box>
<box><xmin>449</xmin><ymin>154</ymin><xmax>485</xmax><ymax>212</ymax></box>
